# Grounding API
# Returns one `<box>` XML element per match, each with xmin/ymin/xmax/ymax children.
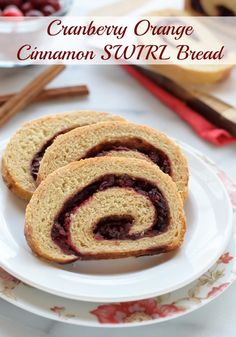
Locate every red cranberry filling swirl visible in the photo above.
<box><xmin>32</xmin><ymin>138</ymin><xmax>171</xmax><ymax>180</ymax></box>
<box><xmin>51</xmin><ymin>174</ymin><xmax>170</xmax><ymax>255</ymax></box>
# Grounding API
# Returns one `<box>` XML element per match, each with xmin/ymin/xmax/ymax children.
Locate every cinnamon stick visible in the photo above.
<box><xmin>0</xmin><ymin>85</ymin><xmax>89</xmax><ymax>105</ymax></box>
<box><xmin>0</xmin><ymin>64</ymin><xmax>65</xmax><ymax>127</ymax></box>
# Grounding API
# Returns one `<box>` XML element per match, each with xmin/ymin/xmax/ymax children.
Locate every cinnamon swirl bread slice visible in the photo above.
<box><xmin>140</xmin><ymin>9</ymin><xmax>234</xmax><ymax>84</ymax></box>
<box><xmin>185</xmin><ymin>0</ymin><xmax>236</xmax><ymax>16</ymax></box>
<box><xmin>2</xmin><ymin>111</ymin><xmax>124</xmax><ymax>200</ymax></box>
<box><xmin>38</xmin><ymin>122</ymin><xmax>188</xmax><ymax>201</ymax></box>
<box><xmin>25</xmin><ymin>157</ymin><xmax>186</xmax><ymax>264</ymax></box>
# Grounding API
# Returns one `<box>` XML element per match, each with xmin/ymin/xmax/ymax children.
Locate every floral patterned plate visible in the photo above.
<box><xmin>0</xmin><ymin>141</ymin><xmax>233</xmax><ymax>303</ymax></box>
<box><xmin>0</xmin><ymin>146</ymin><xmax>236</xmax><ymax>327</ymax></box>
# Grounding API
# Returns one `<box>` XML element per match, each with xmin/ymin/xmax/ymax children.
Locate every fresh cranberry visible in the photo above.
<box><xmin>5</xmin><ymin>0</ymin><xmax>22</xmax><ymax>7</ymax></box>
<box><xmin>0</xmin><ymin>0</ymin><xmax>61</xmax><ymax>16</ymax></box>
<box><xmin>30</xmin><ymin>0</ymin><xmax>47</xmax><ymax>9</ymax></box>
<box><xmin>42</xmin><ymin>4</ymin><xmax>55</xmax><ymax>15</ymax></box>
<box><xmin>0</xmin><ymin>0</ymin><xmax>8</xmax><ymax>9</ymax></box>
<box><xmin>3</xmin><ymin>5</ymin><xmax>23</xmax><ymax>16</ymax></box>
<box><xmin>21</xmin><ymin>2</ymin><xmax>33</xmax><ymax>13</ymax></box>
<box><xmin>47</xmin><ymin>0</ymin><xmax>60</xmax><ymax>11</ymax></box>
<box><xmin>25</xmin><ymin>9</ymin><xmax>43</xmax><ymax>16</ymax></box>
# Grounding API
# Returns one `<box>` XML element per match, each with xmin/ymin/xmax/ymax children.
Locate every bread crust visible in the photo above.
<box><xmin>1</xmin><ymin>158</ymin><xmax>32</xmax><ymax>200</ymax></box>
<box><xmin>185</xmin><ymin>0</ymin><xmax>203</xmax><ymax>15</ymax></box>
<box><xmin>185</xmin><ymin>0</ymin><xmax>236</xmax><ymax>16</ymax></box>
<box><xmin>25</xmin><ymin>157</ymin><xmax>186</xmax><ymax>264</ymax></box>
<box><xmin>141</xmin><ymin>8</ymin><xmax>234</xmax><ymax>84</ymax></box>
<box><xmin>2</xmin><ymin>111</ymin><xmax>125</xmax><ymax>201</ymax></box>
<box><xmin>37</xmin><ymin>121</ymin><xmax>189</xmax><ymax>202</ymax></box>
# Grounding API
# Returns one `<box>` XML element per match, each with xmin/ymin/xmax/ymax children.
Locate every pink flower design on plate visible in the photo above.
<box><xmin>219</xmin><ymin>252</ymin><xmax>233</xmax><ymax>264</ymax></box>
<box><xmin>218</xmin><ymin>171</ymin><xmax>236</xmax><ymax>206</ymax></box>
<box><xmin>207</xmin><ymin>283</ymin><xmax>230</xmax><ymax>298</ymax></box>
<box><xmin>90</xmin><ymin>299</ymin><xmax>184</xmax><ymax>324</ymax></box>
<box><xmin>0</xmin><ymin>268</ymin><xmax>20</xmax><ymax>284</ymax></box>
<box><xmin>50</xmin><ymin>306</ymin><xmax>65</xmax><ymax>314</ymax></box>
<box><xmin>218</xmin><ymin>171</ymin><xmax>236</xmax><ymax>189</ymax></box>
<box><xmin>230</xmin><ymin>191</ymin><xmax>236</xmax><ymax>206</ymax></box>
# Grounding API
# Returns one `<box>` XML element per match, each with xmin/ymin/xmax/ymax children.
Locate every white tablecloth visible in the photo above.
<box><xmin>0</xmin><ymin>1</ymin><xmax>236</xmax><ymax>336</ymax></box>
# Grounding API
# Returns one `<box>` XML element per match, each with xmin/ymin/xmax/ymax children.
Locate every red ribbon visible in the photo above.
<box><xmin>123</xmin><ymin>65</ymin><xmax>235</xmax><ymax>146</ymax></box>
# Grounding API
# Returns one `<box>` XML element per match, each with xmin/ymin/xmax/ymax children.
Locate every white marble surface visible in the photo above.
<box><xmin>1</xmin><ymin>64</ymin><xmax>235</xmax><ymax>180</ymax></box>
<box><xmin>0</xmin><ymin>0</ymin><xmax>236</xmax><ymax>336</ymax></box>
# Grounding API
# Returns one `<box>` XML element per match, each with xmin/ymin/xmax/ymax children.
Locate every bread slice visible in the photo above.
<box><xmin>38</xmin><ymin>121</ymin><xmax>189</xmax><ymax>201</ymax></box>
<box><xmin>1</xmin><ymin>111</ymin><xmax>125</xmax><ymax>201</ymax></box>
<box><xmin>141</xmin><ymin>9</ymin><xmax>234</xmax><ymax>84</ymax></box>
<box><xmin>25</xmin><ymin>157</ymin><xmax>186</xmax><ymax>264</ymax></box>
<box><xmin>185</xmin><ymin>0</ymin><xmax>236</xmax><ymax>16</ymax></box>
<box><xmin>185</xmin><ymin>1</ymin><xmax>236</xmax><ymax>38</ymax></box>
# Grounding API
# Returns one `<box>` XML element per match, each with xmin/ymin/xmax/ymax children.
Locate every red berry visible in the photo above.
<box><xmin>0</xmin><ymin>0</ymin><xmax>7</xmax><ymax>9</ymax></box>
<box><xmin>42</xmin><ymin>4</ymin><xmax>55</xmax><ymax>15</ymax></box>
<box><xmin>30</xmin><ymin>0</ymin><xmax>47</xmax><ymax>9</ymax></box>
<box><xmin>47</xmin><ymin>0</ymin><xmax>60</xmax><ymax>11</ymax></box>
<box><xmin>7</xmin><ymin>0</ymin><xmax>22</xmax><ymax>7</ymax></box>
<box><xmin>25</xmin><ymin>9</ymin><xmax>42</xmax><ymax>16</ymax></box>
<box><xmin>21</xmin><ymin>2</ymin><xmax>33</xmax><ymax>13</ymax></box>
<box><xmin>3</xmin><ymin>5</ymin><xmax>23</xmax><ymax>16</ymax></box>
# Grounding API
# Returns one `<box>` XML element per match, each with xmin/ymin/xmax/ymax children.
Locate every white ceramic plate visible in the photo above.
<box><xmin>0</xmin><ymin>156</ymin><xmax>235</xmax><ymax>327</ymax></box>
<box><xmin>0</xmin><ymin>141</ymin><xmax>233</xmax><ymax>302</ymax></box>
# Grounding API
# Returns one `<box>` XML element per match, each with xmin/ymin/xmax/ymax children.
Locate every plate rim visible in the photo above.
<box><xmin>0</xmin><ymin>141</ymin><xmax>233</xmax><ymax>302</ymax></box>
<box><xmin>0</xmin><ymin>144</ymin><xmax>235</xmax><ymax>327</ymax></box>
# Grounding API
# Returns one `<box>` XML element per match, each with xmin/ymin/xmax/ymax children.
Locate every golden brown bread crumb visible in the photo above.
<box><xmin>25</xmin><ymin>157</ymin><xmax>186</xmax><ymax>264</ymax></box>
<box><xmin>141</xmin><ymin>8</ymin><xmax>234</xmax><ymax>85</ymax></box>
<box><xmin>1</xmin><ymin>111</ymin><xmax>125</xmax><ymax>201</ymax></box>
<box><xmin>38</xmin><ymin>121</ymin><xmax>189</xmax><ymax>201</ymax></box>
